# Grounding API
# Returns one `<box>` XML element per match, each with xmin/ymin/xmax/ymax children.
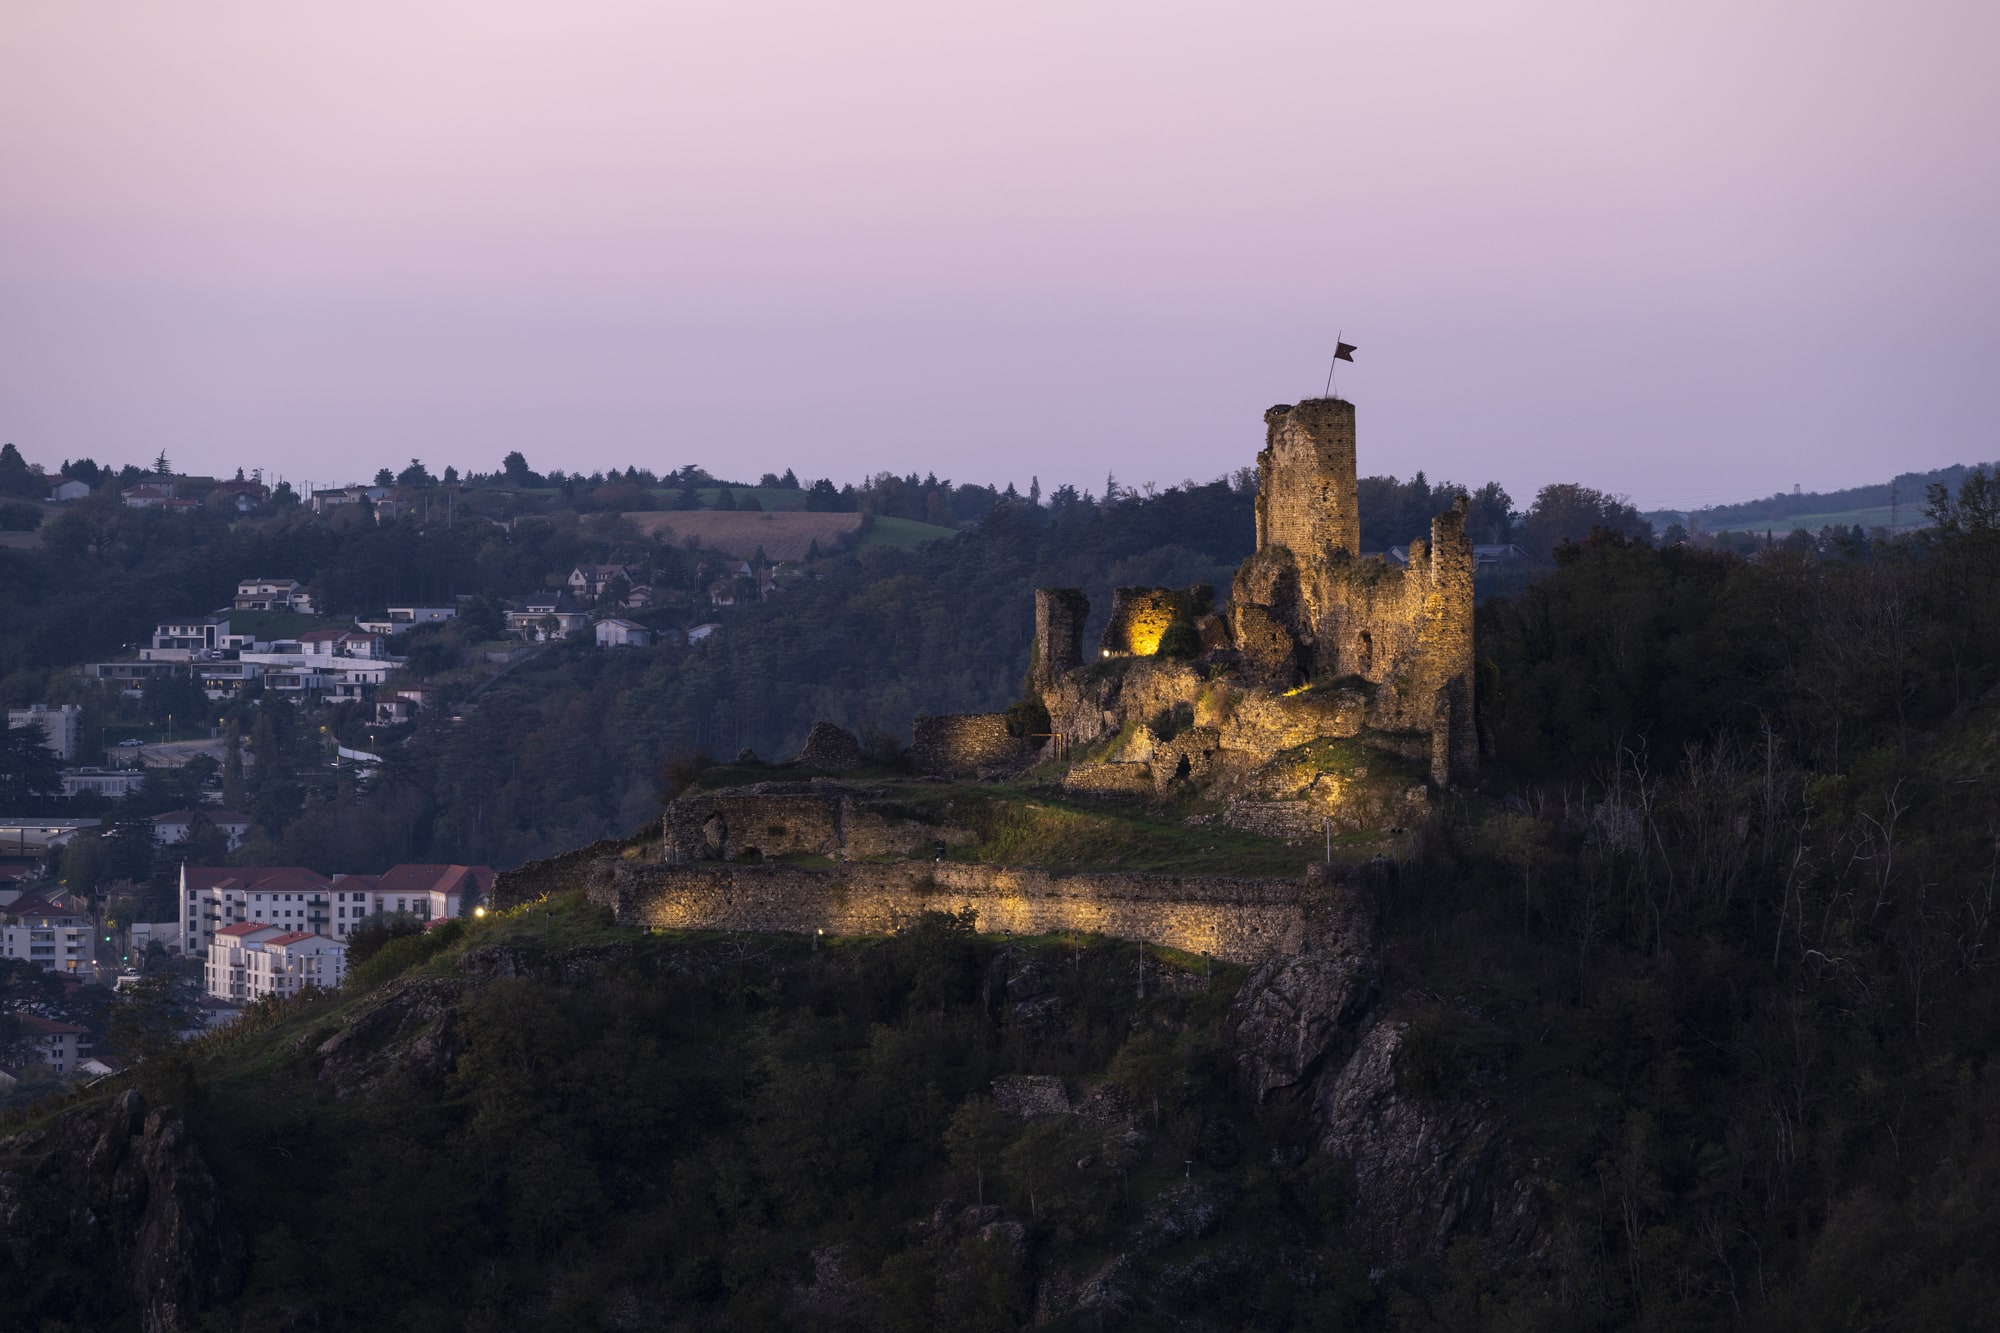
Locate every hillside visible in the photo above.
<box><xmin>1653</xmin><ymin>458</ymin><xmax>1986</xmax><ymax>533</ymax></box>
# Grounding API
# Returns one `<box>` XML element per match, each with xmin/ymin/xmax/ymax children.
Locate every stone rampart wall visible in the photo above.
<box><xmin>661</xmin><ymin>784</ymin><xmax>974</xmax><ymax>862</ymax></box>
<box><xmin>910</xmin><ymin>713</ymin><xmax>1033</xmax><ymax>776</ymax></box>
<box><xmin>596</xmin><ymin>859</ymin><xmax>1372</xmax><ymax>963</ymax></box>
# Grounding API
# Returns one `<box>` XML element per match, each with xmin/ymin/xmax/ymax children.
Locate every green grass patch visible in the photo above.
<box><xmin>858</xmin><ymin>515</ymin><xmax>960</xmax><ymax>551</ymax></box>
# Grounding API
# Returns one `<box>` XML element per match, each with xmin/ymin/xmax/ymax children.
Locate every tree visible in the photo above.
<box><xmin>222</xmin><ymin>720</ymin><xmax>247</xmax><ymax>810</ymax></box>
<box><xmin>442</xmin><ymin>465</ymin><xmax>459</xmax><ymax>486</ymax></box>
<box><xmin>271</xmin><ymin>479</ymin><xmax>300</xmax><ymax>508</ymax></box>
<box><xmin>1522</xmin><ymin>482</ymin><xmax>1652</xmax><ymax>558</ymax></box>
<box><xmin>0</xmin><ymin>723</ymin><xmax>62</xmax><ymax>807</ymax></box>
<box><xmin>0</xmin><ymin>443</ymin><xmax>42</xmax><ymax>499</ymax></box>
<box><xmin>502</xmin><ymin>452</ymin><xmax>537</xmax><ymax>487</ymax></box>
<box><xmin>714</xmin><ymin>487</ymin><xmax>737</xmax><ymax>511</ymax></box>
<box><xmin>780</xmin><ymin>467</ymin><xmax>799</xmax><ymax>489</ymax></box>
<box><xmin>152</xmin><ymin>449</ymin><xmax>171</xmax><ymax>476</ymax></box>
<box><xmin>397</xmin><ymin>459</ymin><xmax>435</xmax><ymax>487</ymax></box>
<box><xmin>373</xmin><ymin>468</ymin><xmax>395</xmax><ymax>487</ymax></box>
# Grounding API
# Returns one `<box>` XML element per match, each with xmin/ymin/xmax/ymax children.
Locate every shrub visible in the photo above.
<box><xmin>1157</xmin><ymin>619</ymin><xmax>1202</xmax><ymax>659</ymax></box>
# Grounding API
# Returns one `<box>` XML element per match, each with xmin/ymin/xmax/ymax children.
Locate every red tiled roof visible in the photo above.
<box><xmin>16</xmin><ymin>1015</ymin><xmax>88</xmax><ymax>1036</ymax></box>
<box><xmin>4</xmin><ymin>894</ymin><xmax>81</xmax><ymax>920</ymax></box>
<box><xmin>264</xmin><ymin>931</ymin><xmax>320</xmax><ymax>946</ymax></box>
<box><xmin>371</xmin><ymin>864</ymin><xmax>495</xmax><ymax>897</ymax></box>
<box><xmin>181</xmin><ymin>867</ymin><xmax>330</xmax><ymax>895</ymax></box>
<box><xmin>216</xmin><ymin>923</ymin><xmax>272</xmax><ymax>937</ymax></box>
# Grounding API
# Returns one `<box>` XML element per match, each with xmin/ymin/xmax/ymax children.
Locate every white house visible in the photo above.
<box><xmin>355</xmin><ymin>606</ymin><xmax>456</xmax><ymax>636</ymax></box>
<box><xmin>687</xmin><ymin>623</ymin><xmax>721</xmax><ymax>644</ymax></box>
<box><xmin>505</xmin><ymin>594</ymin><xmax>591</xmax><ymax>641</ymax></box>
<box><xmin>151</xmin><ymin>809</ymin><xmax>252</xmax><ymax>850</ymax></box>
<box><xmin>48</xmin><ymin>479</ymin><xmax>89</xmax><ymax>502</ymax></box>
<box><xmin>145</xmin><ymin>617</ymin><xmax>232</xmax><ymax>659</ymax></box>
<box><xmin>5</xmin><ymin>705</ymin><xmax>81</xmax><ymax>762</ymax></box>
<box><xmin>120</xmin><ymin>483</ymin><xmax>175</xmax><ymax>509</ymax></box>
<box><xmin>233</xmin><ymin>578</ymin><xmax>314</xmax><ymax>613</ymax></box>
<box><xmin>594</xmin><ymin>618</ymin><xmax>653</xmax><ymax>648</ymax></box>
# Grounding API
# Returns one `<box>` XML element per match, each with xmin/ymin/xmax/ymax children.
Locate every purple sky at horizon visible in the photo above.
<box><xmin>3</xmin><ymin>2</ymin><xmax>1994</xmax><ymax>512</ymax></box>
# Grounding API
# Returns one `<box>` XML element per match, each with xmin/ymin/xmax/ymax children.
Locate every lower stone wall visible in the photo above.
<box><xmin>594</xmin><ymin>859</ymin><xmax>1369</xmax><ymax>963</ymax></box>
<box><xmin>910</xmin><ymin>713</ymin><xmax>1033</xmax><ymax>776</ymax></box>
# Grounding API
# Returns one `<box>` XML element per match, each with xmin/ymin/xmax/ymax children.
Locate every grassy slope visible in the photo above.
<box><xmin>858</xmin><ymin>515</ymin><xmax>960</xmax><ymax>551</ymax></box>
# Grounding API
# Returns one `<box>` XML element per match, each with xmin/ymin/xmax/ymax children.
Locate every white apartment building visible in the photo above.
<box><xmin>205</xmin><ymin>925</ymin><xmax>346</xmax><ymax>1002</ymax></box>
<box><xmin>179</xmin><ymin>866</ymin><xmax>331</xmax><ymax>955</ymax></box>
<box><xmin>6</xmin><ymin>704</ymin><xmax>82</xmax><ymax>762</ymax></box>
<box><xmin>12</xmin><ymin>1015</ymin><xmax>90</xmax><ymax>1076</ymax></box>
<box><xmin>144</xmin><ymin>617</ymin><xmax>231</xmax><ymax>659</ymax></box>
<box><xmin>325</xmin><ymin>864</ymin><xmax>495</xmax><ymax>938</ymax></box>
<box><xmin>183</xmin><ymin>863</ymin><xmax>493</xmax><ymax>951</ymax></box>
<box><xmin>0</xmin><ymin>893</ymin><xmax>93</xmax><ymax>974</ymax></box>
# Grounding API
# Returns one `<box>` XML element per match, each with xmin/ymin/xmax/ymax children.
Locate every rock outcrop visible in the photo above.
<box><xmin>0</xmin><ymin>1090</ymin><xmax>245</xmax><ymax>1332</ymax></box>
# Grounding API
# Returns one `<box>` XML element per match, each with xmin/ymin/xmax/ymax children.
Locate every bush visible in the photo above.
<box><xmin>1157</xmin><ymin>619</ymin><xmax>1202</xmax><ymax>659</ymax></box>
<box><xmin>1003</xmin><ymin>696</ymin><xmax>1051</xmax><ymax>740</ymax></box>
<box><xmin>346</xmin><ymin>912</ymin><xmax>426</xmax><ymax>965</ymax></box>
<box><xmin>346</xmin><ymin>918</ymin><xmax>466</xmax><ymax>991</ymax></box>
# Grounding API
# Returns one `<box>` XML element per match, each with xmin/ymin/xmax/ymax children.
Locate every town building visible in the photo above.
<box><xmin>47</xmin><ymin>478</ymin><xmax>89</xmax><ymax>502</ymax></box>
<box><xmin>233</xmin><ymin>578</ymin><xmax>314</xmax><ymax>613</ymax></box>
<box><xmin>6</xmin><ymin>704</ymin><xmax>82</xmax><ymax>762</ymax></box>
<box><xmin>151</xmin><ymin>809</ymin><xmax>252</xmax><ymax>850</ymax></box>
<box><xmin>181</xmin><ymin>863</ymin><xmax>493</xmax><ymax>952</ymax></box>
<box><xmin>568</xmin><ymin>563</ymin><xmax>640</xmax><ymax>600</ymax></box>
<box><xmin>594</xmin><ymin>618</ymin><xmax>653</xmax><ymax>648</ymax></box>
<box><xmin>11</xmin><ymin>1015</ymin><xmax>90</xmax><ymax>1076</ymax></box>
<box><xmin>0</xmin><ymin>893</ymin><xmax>93</xmax><ymax>975</ymax></box>
<box><xmin>145</xmin><ymin>617</ymin><xmax>232</xmax><ymax>659</ymax></box>
<box><xmin>60</xmin><ymin>768</ymin><xmax>146</xmax><ymax>798</ymax></box>
<box><xmin>505</xmin><ymin>594</ymin><xmax>590</xmax><ymax>640</ymax></box>
<box><xmin>204</xmin><ymin>924</ymin><xmax>347</xmax><ymax>1002</ymax></box>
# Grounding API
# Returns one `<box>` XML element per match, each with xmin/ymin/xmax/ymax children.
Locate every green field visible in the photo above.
<box><xmin>857</xmin><ymin>514</ymin><xmax>960</xmax><ymax>551</ymax></box>
<box><xmin>1702</xmin><ymin>503</ymin><xmax>1928</xmax><ymax>535</ymax></box>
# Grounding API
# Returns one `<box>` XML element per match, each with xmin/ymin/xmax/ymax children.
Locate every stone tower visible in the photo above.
<box><xmin>1032</xmin><ymin>588</ymin><xmax>1090</xmax><ymax>689</ymax></box>
<box><xmin>1254</xmin><ymin>398</ymin><xmax>1360</xmax><ymax>561</ymax></box>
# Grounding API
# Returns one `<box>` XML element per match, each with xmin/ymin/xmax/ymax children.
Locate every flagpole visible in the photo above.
<box><xmin>1324</xmin><ymin>330</ymin><xmax>1341</xmax><ymax>400</ymax></box>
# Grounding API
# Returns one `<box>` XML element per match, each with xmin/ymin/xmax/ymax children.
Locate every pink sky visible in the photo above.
<box><xmin>3</xmin><ymin>1</ymin><xmax>1994</xmax><ymax>509</ymax></box>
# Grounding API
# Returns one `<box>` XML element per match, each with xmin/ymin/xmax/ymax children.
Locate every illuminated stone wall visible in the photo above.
<box><xmin>1098</xmin><ymin>585</ymin><xmax>1210</xmax><ymax>658</ymax></box>
<box><xmin>591</xmin><ymin>858</ymin><xmax>1379</xmax><ymax>963</ymax></box>
<box><xmin>909</xmin><ymin>713</ymin><xmax>1034</xmax><ymax>777</ymax></box>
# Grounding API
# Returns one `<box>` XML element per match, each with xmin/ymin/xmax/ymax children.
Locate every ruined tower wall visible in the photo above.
<box><xmin>1032</xmin><ymin>588</ymin><xmax>1090</xmax><ymax>689</ymax></box>
<box><xmin>1098</xmin><ymin>586</ymin><xmax>1210</xmax><ymax>658</ymax></box>
<box><xmin>1254</xmin><ymin>399</ymin><xmax>1360</xmax><ymax>562</ymax></box>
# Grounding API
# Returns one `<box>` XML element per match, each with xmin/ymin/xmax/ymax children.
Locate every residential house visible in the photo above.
<box><xmin>233</xmin><ymin>578</ymin><xmax>314</xmax><ymax>613</ymax></box>
<box><xmin>355</xmin><ymin>606</ymin><xmax>456</xmax><ymax>636</ymax></box>
<box><xmin>151</xmin><ymin>809</ymin><xmax>252</xmax><ymax>850</ymax></box>
<box><xmin>48</xmin><ymin>478</ymin><xmax>89</xmax><ymax>502</ymax></box>
<box><xmin>307</xmin><ymin>485</ymin><xmax>388</xmax><ymax>515</ymax></box>
<box><xmin>60</xmin><ymin>768</ymin><xmax>147</xmax><ymax>798</ymax></box>
<box><xmin>0</xmin><ymin>893</ymin><xmax>93</xmax><ymax>974</ymax></box>
<box><xmin>6</xmin><ymin>704</ymin><xmax>82</xmax><ymax>762</ymax></box>
<box><xmin>687</xmin><ymin>623</ymin><xmax>721</xmax><ymax>644</ymax></box>
<box><xmin>79</xmin><ymin>661</ymin><xmax>183</xmax><ymax>695</ymax></box>
<box><xmin>120</xmin><ymin>483</ymin><xmax>175</xmax><ymax>509</ymax></box>
<box><xmin>568</xmin><ymin>563</ymin><xmax>639</xmax><ymax>600</ymax></box>
<box><xmin>1472</xmin><ymin>544</ymin><xmax>1530</xmax><ymax>572</ymax></box>
<box><xmin>11</xmin><ymin>1015</ymin><xmax>90</xmax><ymax>1076</ymax></box>
<box><xmin>145</xmin><ymin>617</ymin><xmax>232</xmax><ymax>659</ymax></box>
<box><xmin>373</xmin><ymin>698</ymin><xmax>413</xmax><ymax>725</ymax></box>
<box><xmin>594</xmin><ymin>618</ymin><xmax>653</xmax><ymax>648</ymax></box>
<box><xmin>622</xmin><ymin>583</ymin><xmax>657</xmax><ymax>609</ymax></box>
<box><xmin>505</xmin><ymin>593</ymin><xmax>591</xmax><ymax>641</ymax></box>
<box><xmin>213</xmin><ymin>480</ymin><xmax>270</xmax><ymax>511</ymax></box>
